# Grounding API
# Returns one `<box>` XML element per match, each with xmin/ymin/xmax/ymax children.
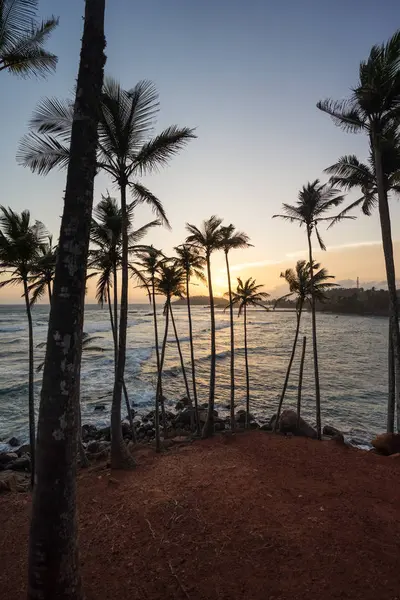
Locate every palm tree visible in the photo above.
<box><xmin>186</xmin><ymin>216</ymin><xmax>223</xmax><ymax>438</ymax></box>
<box><xmin>28</xmin><ymin>235</ymin><xmax>57</xmax><ymax>304</ymax></box>
<box><xmin>317</xmin><ymin>30</ymin><xmax>400</xmax><ymax>431</ymax></box>
<box><xmin>0</xmin><ymin>0</ymin><xmax>58</xmax><ymax>78</ymax></box>
<box><xmin>219</xmin><ymin>225</ymin><xmax>251</xmax><ymax>431</ymax></box>
<box><xmin>174</xmin><ymin>244</ymin><xmax>206</xmax><ymax>434</ymax></box>
<box><xmin>273</xmin><ymin>180</ymin><xmax>346</xmax><ymax>438</ymax></box>
<box><xmin>227</xmin><ymin>277</ymin><xmax>269</xmax><ymax>428</ymax></box>
<box><xmin>273</xmin><ymin>261</ymin><xmax>336</xmax><ymax>429</ymax></box>
<box><xmin>18</xmin><ymin>79</ymin><xmax>196</xmax><ymax>468</ymax></box>
<box><xmin>0</xmin><ymin>206</ymin><xmax>47</xmax><ymax>487</ymax></box>
<box><xmin>27</xmin><ymin>2</ymin><xmax>105</xmax><ymax>597</ymax></box>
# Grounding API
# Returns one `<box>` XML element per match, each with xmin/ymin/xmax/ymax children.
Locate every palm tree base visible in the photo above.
<box><xmin>110</xmin><ymin>443</ymin><xmax>136</xmax><ymax>470</ymax></box>
<box><xmin>201</xmin><ymin>419</ymin><xmax>214</xmax><ymax>439</ymax></box>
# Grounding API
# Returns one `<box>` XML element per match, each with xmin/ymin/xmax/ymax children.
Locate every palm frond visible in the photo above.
<box><xmin>17</xmin><ymin>131</ymin><xmax>70</xmax><ymax>174</ymax></box>
<box><xmin>132</xmin><ymin>126</ymin><xmax>196</xmax><ymax>176</ymax></box>
<box><xmin>130</xmin><ymin>182</ymin><xmax>170</xmax><ymax>228</ymax></box>
<box><xmin>316</xmin><ymin>99</ymin><xmax>365</xmax><ymax>133</ymax></box>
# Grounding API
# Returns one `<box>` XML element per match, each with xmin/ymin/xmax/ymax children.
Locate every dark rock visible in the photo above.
<box><xmin>0</xmin><ymin>452</ymin><xmax>18</xmax><ymax>465</ymax></box>
<box><xmin>121</xmin><ymin>421</ymin><xmax>132</xmax><ymax>437</ymax></box>
<box><xmin>94</xmin><ymin>404</ymin><xmax>106</xmax><ymax>411</ymax></box>
<box><xmin>175</xmin><ymin>401</ymin><xmax>185</xmax><ymax>411</ymax></box>
<box><xmin>95</xmin><ymin>426</ymin><xmax>111</xmax><ymax>441</ymax></box>
<box><xmin>268</xmin><ymin>414</ymin><xmax>278</xmax><ymax>430</ymax></box>
<box><xmin>7</xmin><ymin>456</ymin><xmax>31</xmax><ymax>472</ymax></box>
<box><xmin>17</xmin><ymin>444</ymin><xmax>31</xmax><ymax>457</ymax></box>
<box><xmin>249</xmin><ymin>421</ymin><xmax>259</xmax><ymax>430</ymax></box>
<box><xmin>81</xmin><ymin>424</ymin><xmax>98</xmax><ymax>442</ymax></box>
<box><xmin>279</xmin><ymin>409</ymin><xmax>317</xmax><ymax>439</ymax></box>
<box><xmin>323</xmin><ymin>425</ymin><xmax>345</xmax><ymax>444</ymax></box>
<box><xmin>200</xmin><ymin>403</ymin><xmax>209</xmax><ymax>409</ymax></box>
<box><xmin>260</xmin><ymin>422</ymin><xmax>272</xmax><ymax>431</ymax></box>
<box><xmin>87</xmin><ymin>440</ymin><xmax>110</xmax><ymax>454</ymax></box>
<box><xmin>214</xmin><ymin>420</ymin><xmax>226</xmax><ymax>432</ymax></box>
<box><xmin>8</xmin><ymin>437</ymin><xmax>20</xmax><ymax>447</ymax></box>
<box><xmin>372</xmin><ymin>433</ymin><xmax>400</xmax><ymax>456</ymax></box>
<box><xmin>236</xmin><ymin>410</ymin><xmax>255</xmax><ymax>424</ymax></box>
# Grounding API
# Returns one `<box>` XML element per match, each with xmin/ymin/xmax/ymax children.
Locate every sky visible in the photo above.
<box><xmin>1</xmin><ymin>0</ymin><xmax>400</xmax><ymax>302</ymax></box>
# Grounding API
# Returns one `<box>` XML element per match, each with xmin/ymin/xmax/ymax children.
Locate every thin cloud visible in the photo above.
<box><xmin>286</xmin><ymin>240</ymin><xmax>381</xmax><ymax>259</ymax></box>
<box><xmin>227</xmin><ymin>259</ymin><xmax>285</xmax><ymax>273</ymax></box>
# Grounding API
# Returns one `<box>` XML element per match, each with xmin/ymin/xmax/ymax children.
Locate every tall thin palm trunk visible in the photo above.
<box><xmin>274</xmin><ymin>301</ymin><xmax>303</xmax><ymax>431</ymax></box>
<box><xmin>107</xmin><ymin>283</ymin><xmax>135</xmax><ymax>443</ymax></box>
<box><xmin>388</xmin><ymin>316</ymin><xmax>395</xmax><ymax>433</ymax></box>
<box><xmin>243</xmin><ymin>304</ymin><xmax>250</xmax><ymax>429</ymax></box>
<box><xmin>152</xmin><ymin>280</ymin><xmax>167</xmax><ymax>438</ymax></box>
<box><xmin>297</xmin><ymin>336</ymin><xmax>307</xmax><ymax>429</ymax></box>
<box><xmin>374</xmin><ymin>141</ymin><xmax>400</xmax><ymax>432</ymax></box>
<box><xmin>203</xmin><ymin>252</ymin><xmax>216</xmax><ymax>438</ymax></box>
<box><xmin>155</xmin><ymin>302</ymin><xmax>170</xmax><ymax>451</ymax></box>
<box><xmin>307</xmin><ymin>228</ymin><xmax>321</xmax><ymax>439</ymax></box>
<box><xmin>169</xmin><ymin>303</ymin><xmax>192</xmax><ymax>402</ymax></box>
<box><xmin>186</xmin><ymin>276</ymin><xmax>200</xmax><ymax>434</ymax></box>
<box><xmin>225</xmin><ymin>251</ymin><xmax>235</xmax><ymax>431</ymax></box>
<box><xmin>112</xmin><ymin>264</ymin><xmax>118</xmax><ymax>369</ymax></box>
<box><xmin>28</xmin><ymin>2</ymin><xmax>106</xmax><ymax>597</ymax></box>
<box><xmin>47</xmin><ymin>281</ymin><xmax>52</xmax><ymax>304</ymax></box>
<box><xmin>23</xmin><ymin>278</ymin><xmax>35</xmax><ymax>489</ymax></box>
<box><xmin>111</xmin><ymin>184</ymin><xmax>135</xmax><ymax>468</ymax></box>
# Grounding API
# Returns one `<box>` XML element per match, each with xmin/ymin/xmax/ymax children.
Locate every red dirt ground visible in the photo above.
<box><xmin>1</xmin><ymin>431</ymin><xmax>400</xmax><ymax>600</ymax></box>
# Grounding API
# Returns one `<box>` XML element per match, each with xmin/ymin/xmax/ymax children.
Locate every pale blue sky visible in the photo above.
<box><xmin>1</xmin><ymin>0</ymin><xmax>400</xmax><ymax>300</ymax></box>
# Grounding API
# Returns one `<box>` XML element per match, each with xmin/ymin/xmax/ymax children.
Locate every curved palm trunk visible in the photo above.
<box><xmin>225</xmin><ymin>251</ymin><xmax>235</xmax><ymax>431</ymax></box>
<box><xmin>374</xmin><ymin>140</ymin><xmax>400</xmax><ymax>432</ymax></box>
<box><xmin>244</xmin><ymin>304</ymin><xmax>250</xmax><ymax>429</ymax></box>
<box><xmin>186</xmin><ymin>275</ymin><xmax>200</xmax><ymax>434</ymax></box>
<box><xmin>274</xmin><ymin>301</ymin><xmax>303</xmax><ymax>431</ymax></box>
<box><xmin>23</xmin><ymin>278</ymin><xmax>35</xmax><ymax>489</ymax></box>
<box><xmin>297</xmin><ymin>336</ymin><xmax>307</xmax><ymax>429</ymax></box>
<box><xmin>110</xmin><ymin>184</ymin><xmax>135</xmax><ymax>469</ymax></box>
<box><xmin>151</xmin><ymin>279</ymin><xmax>167</xmax><ymax>437</ymax></box>
<box><xmin>388</xmin><ymin>316</ymin><xmax>395</xmax><ymax>433</ymax></box>
<box><xmin>307</xmin><ymin>228</ymin><xmax>322</xmax><ymax>439</ymax></box>
<box><xmin>28</xmin><ymin>3</ymin><xmax>106</xmax><ymax>598</ymax></box>
<box><xmin>169</xmin><ymin>303</ymin><xmax>192</xmax><ymax>403</ymax></box>
<box><xmin>155</xmin><ymin>301</ymin><xmax>170</xmax><ymax>451</ymax></box>
<box><xmin>202</xmin><ymin>252</ymin><xmax>216</xmax><ymax>439</ymax></box>
<box><xmin>107</xmin><ymin>283</ymin><xmax>136</xmax><ymax>444</ymax></box>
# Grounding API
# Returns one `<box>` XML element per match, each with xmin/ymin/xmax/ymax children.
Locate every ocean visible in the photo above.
<box><xmin>0</xmin><ymin>303</ymin><xmax>389</xmax><ymax>450</ymax></box>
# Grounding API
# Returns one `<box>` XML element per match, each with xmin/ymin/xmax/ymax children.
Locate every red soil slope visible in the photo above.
<box><xmin>1</xmin><ymin>432</ymin><xmax>400</xmax><ymax>600</ymax></box>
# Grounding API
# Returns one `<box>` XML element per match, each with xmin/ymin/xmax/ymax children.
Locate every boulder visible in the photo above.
<box><xmin>17</xmin><ymin>443</ymin><xmax>31</xmax><ymax>456</ymax></box>
<box><xmin>278</xmin><ymin>409</ymin><xmax>317</xmax><ymax>439</ymax></box>
<box><xmin>87</xmin><ymin>440</ymin><xmax>110</xmax><ymax>454</ymax></box>
<box><xmin>81</xmin><ymin>425</ymin><xmax>97</xmax><ymax>442</ymax></box>
<box><xmin>95</xmin><ymin>426</ymin><xmax>111</xmax><ymax>441</ymax></box>
<box><xmin>371</xmin><ymin>433</ymin><xmax>400</xmax><ymax>456</ymax></box>
<box><xmin>7</xmin><ymin>456</ymin><xmax>31</xmax><ymax>472</ymax></box>
<box><xmin>175</xmin><ymin>401</ymin><xmax>185</xmax><ymax>411</ymax></box>
<box><xmin>8</xmin><ymin>437</ymin><xmax>20</xmax><ymax>447</ymax></box>
<box><xmin>323</xmin><ymin>425</ymin><xmax>345</xmax><ymax>444</ymax></box>
<box><xmin>236</xmin><ymin>410</ymin><xmax>255</xmax><ymax>424</ymax></box>
<box><xmin>94</xmin><ymin>404</ymin><xmax>106</xmax><ymax>411</ymax></box>
<box><xmin>0</xmin><ymin>452</ymin><xmax>18</xmax><ymax>465</ymax></box>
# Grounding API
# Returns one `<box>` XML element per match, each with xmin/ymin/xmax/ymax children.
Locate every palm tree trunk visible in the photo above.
<box><xmin>388</xmin><ymin>316</ymin><xmax>395</xmax><ymax>433</ymax></box>
<box><xmin>274</xmin><ymin>302</ymin><xmax>303</xmax><ymax>432</ymax></box>
<box><xmin>297</xmin><ymin>336</ymin><xmax>307</xmax><ymax>429</ymax></box>
<box><xmin>23</xmin><ymin>278</ymin><xmax>35</xmax><ymax>489</ymax></box>
<box><xmin>373</xmin><ymin>139</ymin><xmax>400</xmax><ymax>433</ymax></box>
<box><xmin>47</xmin><ymin>281</ymin><xmax>52</xmax><ymax>305</ymax></box>
<box><xmin>28</xmin><ymin>3</ymin><xmax>106</xmax><ymax>598</ymax></box>
<box><xmin>107</xmin><ymin>283</ymin><xmax>136</xmax><ymax>443</ymax></box>
<box><xmin>202</xmin><ymin>252</ymin><xmax>216</xmax><ymax>439</ymax></box>
<box><xmin>155</xmin><ymin>302</ymin><xmax>170</xmax><ymax>451</ymax></box>
<box><xmin>244</xmin><ymin>304</ymin><xmax>250</xmax><ymax>429</ymax></box>
<box><xmin>307</xmin><ymin>227</ymin><xmax>322</xmax><ymax>439</ymax></box>
<box><xmin>112</xmin><ymin>263</ymin><xmax>118</xmax><ymax>370</ymax></box>
<box><xmin>110</xmin><ymin>183</ymin><xmax>135</xmax><ymax>469</ymax></box>
<box><xmin>186</xmin><ymin>275</ymin><xmax>200</xmax><ymax>434</ymax></box>
<box><xmin>225</xmin><ymin>251</ymin><xmax>236</xmax><ymax>431</ymax></box>
<box><xmin>169</xmin><ymin>302</ymin><xmax>192</xmax><ymax>403</ymax></box>
<box><xmin>152</xmin><ymin>281</ymin><xmax>167</xmax><ymax>438</ymax></box>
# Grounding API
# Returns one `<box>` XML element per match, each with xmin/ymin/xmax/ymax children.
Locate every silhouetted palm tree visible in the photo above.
<box><xmin>274</xmin><ymin>261</ymin><xmax>336</xmax><ymax>428</ymax></box>
<box><xmin>273</xmin><ymin>180</ymin><xmax>345</xmax><ymax>438</ymax></box>
<box><xmin>317</xmin><ymin>30</ymin><xmax>400</xmax><ymax>430</ymax></box>
<box><xmin>27</xmin><ymin>2</ymin><xmax>106</xmax><ymax>595</ymax></box>
<box><xmin>28</xmin><ymin>235</ymin><xmax>56</xmax><ymax>304</ymax></box>
<box><xmin>18</xmin><ymin>79</ymin><xmax>195</xmax><ymax>467</ymax></box>
<box><xmin>186</xmin><ymin>216</ymin><xmax>223</xmax><ymax>438</ymax></box>
<box><xmin>227</xmin><ymin>277</ymin><xmax>269</xmax><ymax>428</ymax></box>
<box><xmin>0</xmin><ymin>0</ymin><xmax>58</xmax><ymax>78</ymax></box>
<box><xmin>0</xmin><ymin>207</ymin><xmax>47</xmax><ymax>486</ymax></box>
<box><xmin>174</xmin><ymin>244</ymin><xmax>206</xmax><ymax>433</ymax></box>
<box><xmin>219</xmin><ymin>225</ymin><xmax>251</xmax><ymax>431</ymax></box>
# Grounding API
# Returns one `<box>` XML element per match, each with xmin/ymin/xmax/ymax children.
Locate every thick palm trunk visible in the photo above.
<box><xmin>155</xmin><ymin>302</ymin><xmax>170</xmax><ymax>451</ymax></box>
<box><xmin>28</xmin><ymin>3</ymin><xmax>106</xmax><ymax>598</ymax></box>
<box><xmin>297</xmin><ymin>336</ymin><xmax>307</xmax><ymax>429</ymax></box>
<box><xmin>244</xmin><ymin>304</ymin><xmax>250</xmax><ymax>429</ymax></box>
<box><xmin>388</xmin><ymin>316</ymin><xmax>395</xmax><ymax>433</ymax></box>
<box><xmin>107</xmin><ymin>283</ymin><xmax>136</xmax><ymax>443</ymax></box>
<box><xmin>186</xmin><ymin>276</ymin><xmax>200</xmax><ymax>434</ymax></box>
<box><xmin>274</xmin><ymin>302</ymin><xmax>303</xmax><ymax>432</ymax></box>
<box><xmin>225</xmin><ymin>251</ymin><xmax>235</xmax><ymax>431</ymax></box>
<box><xmin>374</xmin><ymin>140</ymin><xmax>400</xmax><ymax>432</ymax></box>
<box><xmin>169</xmin><ymin>303</ymin><xmax>192</xmax><ymax>402</ymax></box>
<box><xmin>23</xmin><ymin>278</ymin><xmax>35</xmax><ymax>489</ymax></box>
<box><xmin>202</xmin><ymin>253</ymin><xmax>216</xmax><ymax>439</ymax></box>
<box><xmin>111</xmin><ymin>184</ymin><xmax>135</xmax><ymax>468</ymax></box>
<box><xmin>307</xmin><ymin>228</ymin><xmax>322</xmax><ymax>439</ymax></box>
